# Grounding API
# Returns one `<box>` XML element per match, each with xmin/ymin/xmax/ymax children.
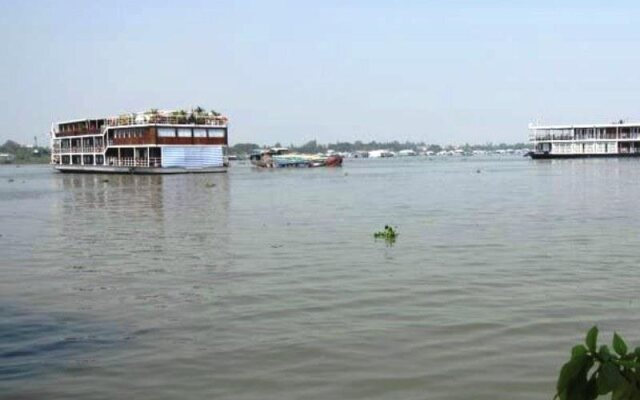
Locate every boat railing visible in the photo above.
<box><xmin>529</xmin><ymin>132</ymin><xmax>640</xmax><ymax>141</ymax></box>
<box><xmin>531</xmin><ymin>134</ymin><xmax>574</xmax><ymax>141</ymax></box>
<box><xmin>54</xmin><ymin>128</ymin><xmax>102</xmax><ymax>136</ymax></box>
<box><xmin>105</xmin><ymin>115</ymin><xmax>227</xmax><ymax>127</ymax></box>
<box><xmin>57</xmin><ymin>146</ymin><xmax>104</xmax><ymax>153</ymax></box>
<box><xmin>531</xmin><ymin>134</ymin><xmax>640</xmax><ymax>141</ymax></box>
<box><xmin>618</xmin><ymin>148</ymin><xmax>640</xmax><ymax>154</ymax></box>
<box><xmin>106</xmin><ymin>157</ymin><xmax>161</xmax><ymax>168</ymax></box>
<box><xmin>573</xmin><ymin>135</ymin><xmax>618</xmax><ymax>140</ymax></box>
<box><xmin>618</xmin><ymin>133</ymin><xmax>640</xmax><ymax>140</ymax></box>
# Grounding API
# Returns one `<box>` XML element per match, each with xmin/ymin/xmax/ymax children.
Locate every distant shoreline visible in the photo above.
<box><xmin>1</xmin><ymin>161</ymin><xmax>50</xmax><ymax>166</ymax></box>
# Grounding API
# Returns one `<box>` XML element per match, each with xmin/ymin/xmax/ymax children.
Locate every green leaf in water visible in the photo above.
<box><xmin>586</xmin><ymin>326</ymin><xmax>598</xmax><ymax>353</ymax></box>
<box><xmin>599</xmin><ymin>345</ymin><xmax>611</xmax><ymax>362</ymax></box>
<box><xmin>557</xmin><ymin>355</ymin><xmax>589</xmax><ymax>394</ymax></box>
<box><xmin>613</xmin><ymin>332</ymin><xmax>628</xmax><ymax>356</ymax></box>
<box><xmin>572</xmin><ymin>345</ymin><xmax>588</xmax><ymax>359</ymax></box>
<box><xmin>600</xmin><ymin>361</ymin><xmax>624</xmax><ymax>392</ymax></box>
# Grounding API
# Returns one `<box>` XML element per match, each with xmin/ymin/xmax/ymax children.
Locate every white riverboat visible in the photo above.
<box><xmin>528</xmin><ymin>121</ymin><xmax>640</xmax><ymax>159</ymax></box>
<box><xmin>50</xmin><ymin>108</ymin><xmax>229</xmax><ymax>174</ymax></box>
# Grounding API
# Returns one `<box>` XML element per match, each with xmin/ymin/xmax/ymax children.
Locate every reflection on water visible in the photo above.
<box><xmin>53</xmin><ymin>173</ymin><xmax>231</xmax><ymax>280</ymax></box>
<box><xmin>1</xmin><ymin>159</ymin><xmax>640</xmax><ymax>400</ymax></box>
<box><xmin>0</xmin><ymin>304</ymin><xmax>120</xmax><ymax>383</ymax></box>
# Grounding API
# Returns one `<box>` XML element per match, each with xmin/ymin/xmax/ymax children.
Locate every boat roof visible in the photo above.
<box><xmin>56</xmin><ymin>117</ymin><xmax>106</xmax><ymax>124</ymax></box>
<box><xmin>529</xmin><ymin>121</ymin><xmax>640</xmax><ymax>130</ymax></box>
<box><xmin>55</xmin><ymin>108</ymin><xmax>227</xmax><ymax>126</ymax></box>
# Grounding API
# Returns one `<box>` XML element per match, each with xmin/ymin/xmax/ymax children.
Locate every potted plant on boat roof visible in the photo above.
<box><xmin>209</xmin><ymin>109</ymin><xmax>226</xmax><ymax>125</ymax></box>
<box><xmin>146</xmin><ymin>108</ymin><xmax>159</xmax><ymax>123</ymax></box>
<box><xmin>118</xmin><ymin>113</ymin><xmax>133</xmax><ymax>125</ymax></box>
<box><xmin>193</xmin><ymin>106</ymin><xmax>206</xmax><ymax>124</ymax></box>
<box><xmin>171</xmin><ymin>109</ymin><xmax>188</xmax><ymax>124</ymax></box>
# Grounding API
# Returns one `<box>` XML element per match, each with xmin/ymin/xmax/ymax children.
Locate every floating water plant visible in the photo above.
<box><xmin>554</xmin><ymin>326</ymin><xmax>640</xmax><ymax>400</ymax></box>
<box><xmin>374</xmin><ymin>225</ymin><xmax>398</xmax><ymax>243</ymax></box>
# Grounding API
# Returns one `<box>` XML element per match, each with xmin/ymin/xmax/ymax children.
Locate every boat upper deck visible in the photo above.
<box><xmin>53</xmin><ymin>109</ymin><xmax>228</xmax><ymax>137</ymax></box>
<box><xmin>529</xmin><ymin>121</ymin><xmax>640</xmax><ymax>142</ymax></box>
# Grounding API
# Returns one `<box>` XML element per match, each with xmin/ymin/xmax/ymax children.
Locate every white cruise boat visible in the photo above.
<box><xmin>529</xmin><ymin>121</ymin><xmax>640</xmax><ymax>159</ymax></box>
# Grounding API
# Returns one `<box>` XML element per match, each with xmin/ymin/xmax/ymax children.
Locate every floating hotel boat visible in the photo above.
<box><xmin>50</xmin><ymin>108</ymin><xmax>228</xmax><ymax>173</ymax></box>
<box><xmin>528</xmin><ymin>121</ymin><xmax>640</xmax><ymax>159</ymax></box>
<box><xmin>249</xmin><ymin>148</ymin><xmax>343</xmax><ymax>168</ymax></box>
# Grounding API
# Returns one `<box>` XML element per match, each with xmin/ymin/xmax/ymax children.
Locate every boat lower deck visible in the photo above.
<box><xmin>54</xmin><ymin>165</ymin><xmax>227</xmax><ymax>174</ymax></box>
<box><xmin>530</xmin><ymin>152</ymin><xmax>640</xmax><ymax>159</ymax></box>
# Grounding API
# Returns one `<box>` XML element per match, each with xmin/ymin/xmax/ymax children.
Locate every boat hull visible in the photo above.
<box><xmin>324</xmin><ymin>155</ymin><xmax>343</xmax><ymax>167</ymax></box>
<box><xmin>251</xmin><ymin>154</ymin><xmax>343</xmax><ymax>168</ymax></box>
<box><xmin>529</xmin><ymin>153</ymin><xmax>640</xmax><ymax>159</ymax></box>
<box><xmin>54</xmin><ymin>165</ymin><xmax>227</xmax><ymax>174</ymax></box>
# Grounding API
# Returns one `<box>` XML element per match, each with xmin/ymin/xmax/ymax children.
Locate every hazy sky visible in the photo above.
<box><xmin>2</xmin><ymin>1</ymin><xmax>640</xmax><ymax>146</ymax></box>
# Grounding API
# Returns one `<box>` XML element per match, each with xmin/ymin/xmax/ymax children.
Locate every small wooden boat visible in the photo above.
<box><xmin>250</xmin><ymin>148</ymin><xmax>343</xmax><ymax>168</ymax></box>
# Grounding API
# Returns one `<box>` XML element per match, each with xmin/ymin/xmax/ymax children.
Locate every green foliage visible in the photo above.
<box><xmin>0</xmin><ymin>140</ymin><xmax>50</xmax><ymax>164</ymax></box>
<box><xmin>228</xmin><ymin>143</ymin><xmax>261</xmax><ymax>157</ymax></box>
<box><xmin>587</xmin><ymin>327</ymin><xmax>599</xmax><ymax>353</ymax></box>
<box><xmin>0</xmin><ymin>140</ymin><xmax>21</xmax><ymax>153</ymax></box>
<box><xmin>373</xmin><ymin>225</ymin><xmax>398</xmax><ymax>244</ymax></box>
<box><xmin>614</xmin><ymin>333</ymin><xmax>628</xmax><ymax>357</ymax></box>
<box><xmin>555</xmin><ymin>327</ymin><xmax>640</xmax><ymax>400</ymax></box>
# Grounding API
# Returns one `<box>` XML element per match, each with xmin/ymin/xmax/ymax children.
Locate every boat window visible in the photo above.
<box><xmin>193</xmin><ymin>129</ymin><xmax>207</xmax><ymax>137</ymax></box>
<box><xmin>158</xmin><ymin>128</ymin><xmax>176</xmax><ymax>137</ymax></box>
<box><xmin>208</xmin><ymin>128</ymin><xmax>225</xmax><ymax>138</ymax></box>
<box><xmin>177</xmin><ymin>128</ymin><xmax>192</xmax><ymax>137</ymax></box>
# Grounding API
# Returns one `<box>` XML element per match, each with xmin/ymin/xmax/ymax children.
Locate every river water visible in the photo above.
<box><xmin>1</xmin><ymin>157</ymin><xmax>639</xmax><ymax>399</ymax></box>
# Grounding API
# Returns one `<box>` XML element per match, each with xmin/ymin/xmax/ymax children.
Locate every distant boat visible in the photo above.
<box><xmin>0</xmin><ymin>153</ymin><xmax>16</xmax><ymax>164</ymax></box>
<box><xmin>353</xmin><ymin>151</ymin><xmax>369</xmax><ymax>158</ymax></box>
<box><xmin>528</xmin><ymin>121</ymin><xmax>640</xmax><ymax>158</ymax></box>
<box><xmin>368</xmin><ymin>149</ymin><xmax>394</xmax><ymax>158</ymax></box>
<box><xmin>249</xmin><ymin>148</ymin><xmax>342</xmax><ymax>168</ymax></box>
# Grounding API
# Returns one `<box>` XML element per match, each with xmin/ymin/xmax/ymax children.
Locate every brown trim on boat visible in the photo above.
<box><xmin>111</xmin><ymin>127</ymin><xmax>157</xmax><ymax>146</ymax></box>
<box><xmin>157</xmin><ymin>136</ymin><xmax>226</xmax><ymax>145</ymax></box>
